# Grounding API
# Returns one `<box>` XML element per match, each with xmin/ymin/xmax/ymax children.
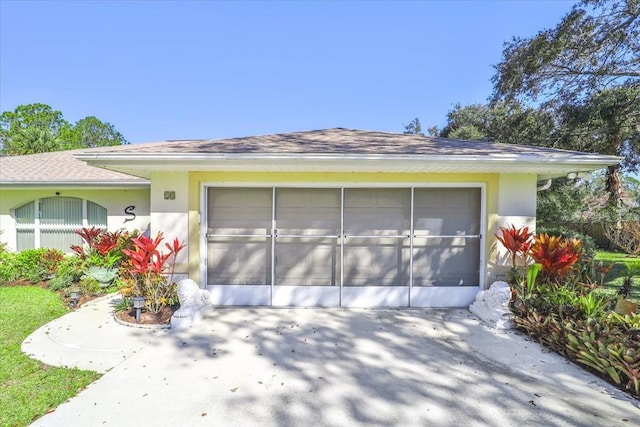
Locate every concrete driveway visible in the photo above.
<box><xmin>26</xmin><ymin>297</ymin><xmax>640</xmax><ymax>426</ymax></box>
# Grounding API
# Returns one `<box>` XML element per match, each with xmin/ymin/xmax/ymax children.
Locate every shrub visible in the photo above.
<box><xmin>0</xmin><ymin>251</ymin><xmax>18</xmax><ymax>283</ymax></box>
<box><xmin>9</xmin><ymin>249</ymin><xmax>65</xmax><ymax>283</ymax></box>
<box><xmin>529</xmin><ymin>233</ymin><xmax>583</xmax><ymax>284</ymax></box>
<box><xmin>49</xmin><ymin>256</ymin><xmax>85</xmax><ymax>291</ymax></box>
<box><xmin>121</xmin><ymin>232</ymin><xmax>185</xmax><ymax>314</ymax></box>
<box><xmin>537</xmin><ymin>225</ymin><xmax>597</xmax><ymax>258</ymax></box>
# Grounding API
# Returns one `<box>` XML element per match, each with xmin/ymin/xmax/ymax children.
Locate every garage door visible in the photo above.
<box><xmin>205</xmin><ymin>187</ymin><xmax>482</xmax><ymax>307</ymax></box>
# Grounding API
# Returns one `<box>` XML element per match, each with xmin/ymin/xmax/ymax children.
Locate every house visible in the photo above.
<box><xmin>0</xmin><ymin>148</ymin><xmax>150</xmax><ymax>251</ymax></box>
<box><xmin>0</xmin><ymin>128</ymin><xmax>620</xmax><ymax>307</ymax></box>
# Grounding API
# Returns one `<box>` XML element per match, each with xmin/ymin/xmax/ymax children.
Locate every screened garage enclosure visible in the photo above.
<box><xmin>205</xmin><ymin>186</ymin><xmax>483</xmax><ymax>307</ymax></box>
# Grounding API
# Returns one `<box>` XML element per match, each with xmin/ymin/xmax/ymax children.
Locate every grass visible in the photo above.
<box><xmin>0</xmin><ymin>286</ymin><xmax>100</xmax><ymax>427</ymax></box>
<box><xmin>594</xmin><ymin>250</ymin><xmax>640</xmax><ymax>302</ymax></box>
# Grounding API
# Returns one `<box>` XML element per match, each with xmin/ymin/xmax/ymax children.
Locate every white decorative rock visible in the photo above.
<box><xmin>468</xmin><ymin>281</ymin><xmax>514</xmax><ymax>330</ymax></box>
<box><xmin>171</xmin><ymin>279</ymin><xmax>212</xmax><ymax>330</ymax></box>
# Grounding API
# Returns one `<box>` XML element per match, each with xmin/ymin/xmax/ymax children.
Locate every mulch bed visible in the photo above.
<box><xmin>114</xmin><ymin>305</ymin><xmax>178</xmax><ymax>325</ymax></box>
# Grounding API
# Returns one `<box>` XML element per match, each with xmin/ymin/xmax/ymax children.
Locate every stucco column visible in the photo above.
<box><xmin>493</xmin><ymin>173</ymin><xmax>537</xmax><ymax>276</ymax></box>
<box><xmin>150</xmin><ymin>171</ymin><xmax>190</xmax><ymax>279</ymax></box>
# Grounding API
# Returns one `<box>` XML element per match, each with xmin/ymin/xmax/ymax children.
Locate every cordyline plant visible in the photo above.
<box><xmin>529</xmin><ymin>233</ymin><xmax>583</xmax><ymax>284</ymax></box>
<box><xmin>121</xmin><ymin>232</ymin><xmax>185</xmax><ymax>314</ymax></box>
<box><xmin>497</xmin><ymin>225</ymin><xmax>534</xmax><ymax>270</ymax></box>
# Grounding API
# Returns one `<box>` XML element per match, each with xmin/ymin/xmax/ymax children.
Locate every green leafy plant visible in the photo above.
<box><xmin>121</xmin><ymin>232</ymin><xmax>185</xmax><ymax>314</ymax></box>
<box><xmin>525</xmin><ymin>263</ymin><xmax>542</xmax><ymax>295</ymax></box>
<box><xmin>619</xmin><ymin>260</ymin><xmax>640</xmax><ymax>298</ymax></box>
<box><xmin>84</xmin><ymin>266</ymin><xmax>118</xmax><ymax>288</ymax></box>
<box><xmin>48</xmin><ymin>256</ymin><xmax>85</xmax><ymax>291</ymax></box>
<box><xmin>78</xmin><ymin>276</ymin><xmax>101</xmax><ymax>296</ymax></box>
<box><xmin>0</xmin><ymin>251</ymin><xmax>18</xmax><ymax>283</ymax></box>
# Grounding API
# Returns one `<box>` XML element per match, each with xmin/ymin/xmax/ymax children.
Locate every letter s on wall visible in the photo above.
<box><xmin>124</xmin><ymin>205</ymin><xmax>136</xmax><ymax>224</ymax></box>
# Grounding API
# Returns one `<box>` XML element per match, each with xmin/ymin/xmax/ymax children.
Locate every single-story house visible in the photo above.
<box><xmin>0</xmin><ymin>128</ymin><xmax>620</xmax><ymax>308</ymax></box>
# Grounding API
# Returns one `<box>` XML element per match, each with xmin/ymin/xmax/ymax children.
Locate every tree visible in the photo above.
<box><xmin>61</xmin><ymin>116</ymin><xmax>127</xmax><ymax>148</ymax></box>
<box><xmin>3</xmin><ymin>127</ymin><xmax>64</xmax><ymax>155</ymax></box>
<box><xmin>433</xmin><ymin>102</ymin><xmax>555</xmax><ymax>146</ymax></box>
<box><xmin>0</xmin><ymin>103</ymin><xmax>127</xmax><ymax>155</ymax></box>
<box><xmin>403</xmin><ymin>117</ymin><xmax>424</xmax><ymax>135</ymax></box>
<box><xmin>0</xmin><ymin>104</ymin><xmax>68</xmax><ymax>153</ymax></box>
<box><xmin>491</xmin><ymin>0</ymin><xmax>640</xmax><ymax>206</ymax></box>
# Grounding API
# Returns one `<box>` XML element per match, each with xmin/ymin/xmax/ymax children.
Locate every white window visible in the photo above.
<box><xmin>13</xmin><ymin>197</ymin><xmax>107</xmax><ymax>251</ymax></box>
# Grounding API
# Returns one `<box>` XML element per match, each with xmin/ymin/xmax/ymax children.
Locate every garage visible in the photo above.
<box><xmin>204</xmin><ymin>185</ymin><xmax>483</xmax><ymax>307</ymax></box>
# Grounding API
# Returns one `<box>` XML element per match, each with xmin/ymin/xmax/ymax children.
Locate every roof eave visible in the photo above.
<box><xmin>77</xmin><ymin>153</ymin><xmax>621</xmax><ymax>178</ymax></box>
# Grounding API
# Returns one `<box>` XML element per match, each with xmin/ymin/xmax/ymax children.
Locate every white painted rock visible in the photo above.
<box><xmin>468</xmin><ymin>281</ymin><xmax>514</xmax><ymax>330</ymax></box>
<box><xmin>171</xmin><ymin>279</ymin><xmax>212</xmax><ymax>330</ymax></box>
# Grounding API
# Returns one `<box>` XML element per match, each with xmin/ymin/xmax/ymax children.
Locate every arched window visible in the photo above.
<box><xmin>13</xmin><ymin>197</ymin><xmax>107</xmax><ymax>251</ymax></box>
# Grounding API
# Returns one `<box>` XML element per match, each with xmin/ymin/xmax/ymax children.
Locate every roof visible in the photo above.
<box><xmin>75</xmin><ymin>128</ymin><xmax>621</xmax><ymax>180</ymax></box>
<box><xmin>73</xmin><ymin>127</ymin><xmax>613</xmax><ymax>156</ymax></box>
<box><xmin>0</xmin><ymin>148</ymin><xmax>149</xmax><ymax>188</ymax></box>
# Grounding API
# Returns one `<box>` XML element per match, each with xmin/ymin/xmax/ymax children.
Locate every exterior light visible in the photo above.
<box><xmin>132</xmin><ymin>296</ymin><xmax>146</xmax><ymax>323</ymax></box>
<box><xmin>69</xmin><ymin>287</ymin><xmax>80</xmax><ymax>308</ymax></box>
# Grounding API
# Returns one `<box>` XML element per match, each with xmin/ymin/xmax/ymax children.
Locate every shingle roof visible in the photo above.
<box><xmin>0</xmin><ymin>148</ymin><xmax>149</xmax><ymax>185</ymax></box>
<box><xmin>83</xmin><ymin>127</ymin><xmax>600</xmax><ymax>157</ymax></box>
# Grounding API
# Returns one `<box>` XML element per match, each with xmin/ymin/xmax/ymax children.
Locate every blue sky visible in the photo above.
<box><xmin>1</xmin><ymin>0</ymin><xmax>576</xmax><ymax>143</ymax></box>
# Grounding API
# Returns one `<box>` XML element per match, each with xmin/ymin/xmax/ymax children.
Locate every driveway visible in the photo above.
<box><xmin>27</xmin><ymin>299</ymin><xmax>640</xmax><ymax>426</ymax></box>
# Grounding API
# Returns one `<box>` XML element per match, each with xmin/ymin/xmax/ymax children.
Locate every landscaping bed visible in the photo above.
<box><xmin>499</xmin><ymin>225</ymin><xmax>640</xmax><ymax>398</ymax></box>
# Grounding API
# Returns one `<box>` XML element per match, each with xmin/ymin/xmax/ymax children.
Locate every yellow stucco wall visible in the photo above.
<box><xmin>187</xmin><ymin>171</ymin><xmax>502</xmax><ymax>285</ymax></box>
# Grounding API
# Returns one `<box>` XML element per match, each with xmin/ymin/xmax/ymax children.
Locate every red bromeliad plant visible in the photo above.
<box><xmin>529</xmin><ymin>233</ymin><xmax>583</xmax><ymax>283</ymax></box>
<box><xmin>496</xmin><ymin>225</ymin><xmax>534</xmax><ymax>270</ymax></box>
<box><xmin>121</xmin><ymin>232</ymin><xmax>186</xmax><ymax>313</ymax></box>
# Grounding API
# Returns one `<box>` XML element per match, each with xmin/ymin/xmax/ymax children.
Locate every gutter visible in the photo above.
<box><xmin>0</xmin><ymin>180</ymin><xmax>150</xmax><ymax>189</ymax></box>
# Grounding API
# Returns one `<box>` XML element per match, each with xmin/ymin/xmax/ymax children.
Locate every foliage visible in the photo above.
<box><xmin>49</xmin><ymin>256</ymin><xmax>85</xmax><ymax>291</ymax></box>
<box><xmin>492</xmin><ymin>0</ymin><xmax>639</xmax><ymax>204</ymax></box>
<box><xmin>78</xmin><ymin>276</ymin><xmax>101</xmax><ymax>296</ymax></box>
<box><xmin>0</xmin><ymin>103</ymin><xmax>127</xmax><ymax>155</ymax></box>
<box><xmin>121</xmin><ymin>232</ymin><xmax>185</xmax><ymax>314</ymax></box>
<box><xmin>437</xmin><ymin>101</ymin><xmax>555</xmax><ymax>146</ymax></box>
<box><xmin>530</xmin><ymin>233</ymin><xmax>583</xmax><ymax>283</ymax></box>
<box><xmin>0</xmin><ymin>251</ymin><xmax>18</xmax><ymax>283</ymax></box>
<box><xmin>0</xmin><ymin>287</ymin><xmax>100</xmax><ymax>426</ymax></box>
<box><xmin>85</xmin><ymin>266</ymin><xmax>118</xmax><ymax>288</ymax></box>
<box><xmin>492</xmin><ymin>0</ymin><xmax>639</xmax><ymax>106</ymax></box>
<box><xmin>496</xmin><ymin>225</ymin><xmax>534</xmax><ymax>270</ymax></box>
<box><xmin>72</xmin><ymin>226</ymin><xmax>138</xmax><ymax>269</ymax></box>
<box><xmin>402</xmin><ymin>117</ymin><xmax>424</xmax><ymax>136</ymax></box>
<box><xmin>502</xmin><ymin>222</ymin><xmax>640</xmax><ymax>397</ymax></box>
<box><xmin>59</xmin><ymin>116</ymin><xmax>126</xmax><ymax>149</ymax></box>
<box><xmin>619</xmin><ymin>259</ymin><xmax>640</xmax><ymax>297</ymax></box>
<box><xmin>536</xmin><ymin>225</ymin><xmax>597</xmax><ymax>257</ymax></box>
<box><xmin>0</xmin><ymin>248</ymin><xmax>65</xmax><ymax>284</ymax></box>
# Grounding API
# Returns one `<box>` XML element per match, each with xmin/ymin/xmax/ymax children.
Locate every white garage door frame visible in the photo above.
<box><xmin>199</xmin><ymin>182</ymin><xmax>485</xmax><ymax>307</ymax></box>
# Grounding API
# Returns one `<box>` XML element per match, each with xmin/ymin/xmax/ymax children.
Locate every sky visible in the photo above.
<box><xmin>0</xmin><ymin>0</ymin><xmax>577</xmax><ymax>144</ymax></box>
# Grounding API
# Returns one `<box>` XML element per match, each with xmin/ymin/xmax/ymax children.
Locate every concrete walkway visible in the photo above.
<box><xmin>24</xmin><ymin>296</ymin><xmax>640</xmax><ymax>426</ymax></box>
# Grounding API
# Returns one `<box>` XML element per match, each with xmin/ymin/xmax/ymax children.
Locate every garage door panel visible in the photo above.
<box><xmin>344</xmin><ymin>189</ymin><xmax>410</xmax><ymax>235</ymax></box>
<box><xmin>412</xmin><ymin>237</ymin><xmax>480</xmax><ymax>286</ymax></box>
<box><xmin>207</xmin><ymin>238</ymin><xmax>272</xmax><ymax>286</ymax></box>
<box><xmin>343</xmin><ymin>238</ymin><xmax>410</xmax><ymax>286</ymax></box>
<box><xmin>275</xmin><ymin>238</ymin><xmax>339</xmax><ymax>286</ymax></box>
<box><xmin>276</xmin><ymin>189</ymin><xmax>340</xmax><ymax>235</ymax></box>
<box><xmin>208</xmin><ymin>188</ymin><xmax>272</xmax><ymax>234</ymax></box>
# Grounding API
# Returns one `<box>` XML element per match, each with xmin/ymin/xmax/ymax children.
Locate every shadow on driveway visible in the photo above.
<box><xmin>33</xmin><ymin>308</ymin><xmax>640</xmax><ymax>426</ymax></box>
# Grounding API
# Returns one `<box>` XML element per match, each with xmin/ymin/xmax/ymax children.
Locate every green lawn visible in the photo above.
<box><xmin>594</xmin><ymin>250</ymin><xmax>640</xmax><ymax>302</ymax></box>
<box><xmin>0</xmin><ymin>286</ymin><xmax>100</xmax><ymax>427</ymax></box>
